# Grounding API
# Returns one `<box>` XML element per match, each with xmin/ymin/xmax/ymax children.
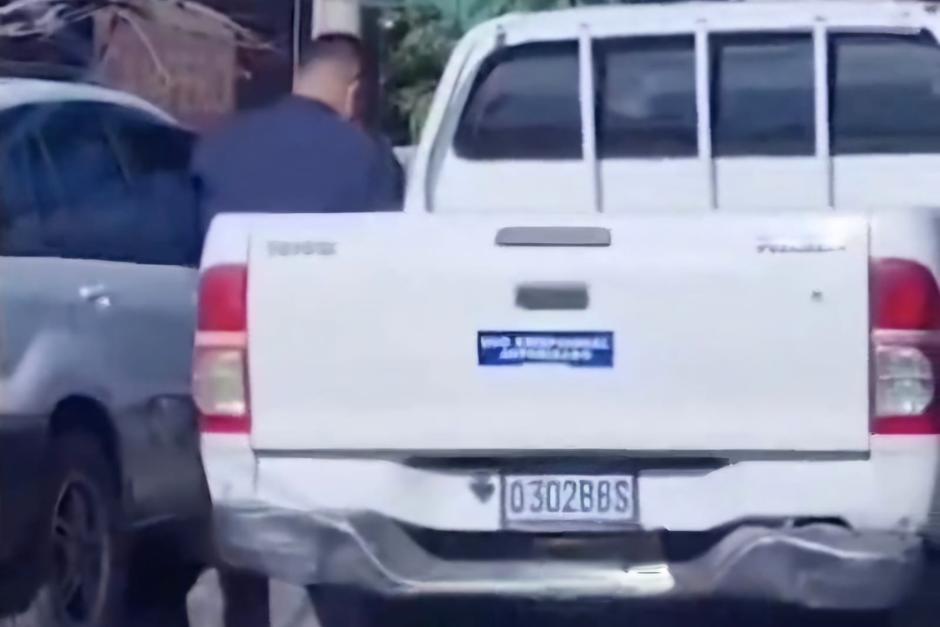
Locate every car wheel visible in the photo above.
<box><xmin>37</xmin><ymin>431</ymin><xmax>127</xmax><ymax>627</ymax></box>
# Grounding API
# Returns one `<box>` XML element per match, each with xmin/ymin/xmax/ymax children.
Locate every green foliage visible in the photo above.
<box><xmin>381</xmin><ymin>4</ymin><xmax>459</xmax><ymax>141</ymax></box>
<box><xmin>380</xmin><ymin>4</ymin><xmax>459</xmax><ymax>142</ymax></box>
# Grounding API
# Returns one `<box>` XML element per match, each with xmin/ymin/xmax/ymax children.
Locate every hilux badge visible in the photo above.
<box><xmin>756</xmin><ymin>238</ymin><xmax>846</xmax><ymax>254</ymax></box>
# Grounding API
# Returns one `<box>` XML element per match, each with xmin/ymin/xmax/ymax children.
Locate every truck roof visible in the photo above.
<box><xmin>0</xmin><ymin>77</ymin><xmax>174</xmax><ymax>124</ymax></box>
<box><xmin>480</xmin><ymin>1</ymin><xmax>940</xmax><ymax>40</ymax></box>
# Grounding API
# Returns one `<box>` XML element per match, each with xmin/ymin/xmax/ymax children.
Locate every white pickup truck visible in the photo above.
<box><xmin>199</xmin><ymin>0</ymin><xmax>940</xmax><ymax>617</ymax></box>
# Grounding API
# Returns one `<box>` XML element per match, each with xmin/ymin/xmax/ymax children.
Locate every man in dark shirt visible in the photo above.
<box><xmin>196</xmin><ymin>34</ymin><xmax>403</xmax><ymax>627</ymax></box>
<box><xmin>194</xmin><ymin>33</ymin><xmax>402</xmax><ymax>233</ymax></box>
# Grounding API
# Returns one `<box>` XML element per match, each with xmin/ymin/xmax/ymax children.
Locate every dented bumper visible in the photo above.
<box><xmin>211</xmin><ymin>502</ymin><xmax>923</xmax><ymax>610</ymax></box>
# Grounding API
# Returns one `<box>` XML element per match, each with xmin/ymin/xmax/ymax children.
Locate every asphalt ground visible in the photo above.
<box><xmin>3</xmin><ymin>560</ymin><xmax>938</xmax><ymax>627</ymax></box>
<box><xmin>1</xmin><ymin>569</ymin><xmax>933</xmax><ymax>627</ymax></box>
<box><xmin>184</xmin><ymin>570</ymin><xmax>936</xmax><ymax>627</ymax></box>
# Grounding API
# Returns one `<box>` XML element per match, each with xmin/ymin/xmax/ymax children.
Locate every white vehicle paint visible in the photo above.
<box><xmin>0</xmin><ymin>78</ymin><xmax>174</xmax><ymax>124</ymax></box>
<box><xmin>200</xmin><ymin>1</ymin><xmax>940</xmax><ymax>612</ymax></box>
<box><xmin>245</xmin><ymin>213</ymin><xmax>870</xmax><ymax>453</ymax></box>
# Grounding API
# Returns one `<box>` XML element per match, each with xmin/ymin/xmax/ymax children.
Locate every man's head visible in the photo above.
<box><xmin>294</xmin><ymin>33</ymin><xmax>368</xmax><ymax>122</ymax></box>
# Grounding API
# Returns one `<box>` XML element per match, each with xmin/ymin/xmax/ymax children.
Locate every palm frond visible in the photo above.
<box><xmin>0</xmin><ymin>0</ymin><xmax>267</xmax><ymax>48</ymax></box>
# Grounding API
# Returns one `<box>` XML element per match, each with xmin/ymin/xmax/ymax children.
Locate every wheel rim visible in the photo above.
<box><xmin>50</xmin><ymin>475</ymin><xmax>110</xmax><ymax>627</ymax></box>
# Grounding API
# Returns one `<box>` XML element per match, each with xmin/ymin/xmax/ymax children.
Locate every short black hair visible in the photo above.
<box><xmin>298</xmin><ymin>32</ymin><xmax>367</xmax><ymax>75</ymax></box>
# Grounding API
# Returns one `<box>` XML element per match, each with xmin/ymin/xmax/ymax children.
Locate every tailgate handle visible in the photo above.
<box><xmin>496</xmin><ymin>226</ymin><xmax>611</xmax><ymax>247</ymax></box>
<box><xmin>516</xmin><ymin>282</ymin><xmax>589</xmax><ymax>311</ymax></box>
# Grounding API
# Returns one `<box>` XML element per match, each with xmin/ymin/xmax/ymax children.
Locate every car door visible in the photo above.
<box><xmin>98</xmin><ymin>105</ymin><xmax>200</xmax><ymax>407</ymax></box>
<box><xmin>830</xmin><ymin>30</ymin><xmax>940</xmax><ymax>209</ymax></box>
<box><xmin>0</xmin><ymin>104</ymin><xmax>95</xmax><ymax>565</ymax></box>
<box><xmin>0</xmin><ymin>104</ymin><xmax>81</xmax><ymax>407</ymax></box>
<box><xmin>36</xmin><ymin>102</ymin><xmax>199</xmax><ymax>412</ymax></box>
<box><xmin>709</xmin><ymin>31</ymin><xmax>825</xmax><ymax>211</ymax></box>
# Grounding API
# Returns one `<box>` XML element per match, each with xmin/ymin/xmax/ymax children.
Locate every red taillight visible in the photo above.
<box><xmin>873</xmin><ymin>258</ymin><xmax>940</xmax><ymax>331</ymax></box>
<box><xmin>195</xmin><ymin>264</ymin><xmax>250</xmax><ymax>434</ymax></box>
<box><xmin>198</xmin><ymin>264</ymin><xmax>247</xmax><ymax>332</ymax></box>
<box><xmin>872</xmin><ymin>258</ymin><xmax>940</xmax><ymax>435</ymax></box>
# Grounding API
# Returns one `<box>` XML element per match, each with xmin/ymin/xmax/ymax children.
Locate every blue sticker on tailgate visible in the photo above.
<box><xmin>478</xmin><ymin>331</ymin><xmax>614</xmax><ymax>367</ymax></box>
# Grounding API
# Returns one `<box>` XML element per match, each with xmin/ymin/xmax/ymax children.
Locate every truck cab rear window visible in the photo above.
<box><xmin>454</xmin><ymin>41</ymin><xmax>581</xmax><ymax>160</ymax></box>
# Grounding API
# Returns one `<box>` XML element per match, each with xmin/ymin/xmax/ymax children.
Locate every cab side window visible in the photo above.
<box><xmin>596</xmin><ymin>35</ymin><xmax>697</xmax><ymax>158</ymax></box>
<box><xmin>831</xmin><ymin>31</ymin><xmax>940</xmax><ymax>155</ymax></box>
<box><xmin>710</xmin><ymin>32</ymin><xmax>815</xmax><ymax>157</ymax></box>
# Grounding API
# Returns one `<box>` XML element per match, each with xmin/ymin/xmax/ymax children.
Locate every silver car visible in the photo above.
<box><xmin>0</xmin><ymin>78</ymin><xmax>206</xmax><ymax>627</ymax></box>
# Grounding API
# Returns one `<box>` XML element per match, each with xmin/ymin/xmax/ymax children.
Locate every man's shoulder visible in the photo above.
<box><xmin>200</xmin><ymin>98</ymin><xmax>365</xmax><ymax>147</ymax></box>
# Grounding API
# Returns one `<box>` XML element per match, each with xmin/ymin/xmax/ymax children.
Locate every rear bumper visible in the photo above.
<box><xmin>202</xmin><ymin>434</ymin><xmax>940</xmax><ymax>607</ymax></box>
<box><xmin>212</xmin><ymin>502</ymin><xmax>922</xmax><ymax>609</ymax></box>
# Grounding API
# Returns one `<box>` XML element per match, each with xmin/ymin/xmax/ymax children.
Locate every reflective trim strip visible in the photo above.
<box><xmin>195</xmin><ymin>331</ymin><xmax>247</xmax><ymax>348</ymax></box>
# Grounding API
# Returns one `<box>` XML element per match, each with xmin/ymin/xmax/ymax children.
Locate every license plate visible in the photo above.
<box><xmin>502</xmin><ymin>474</ymin><xmax>637</xmax><ymax>529</ymax></box>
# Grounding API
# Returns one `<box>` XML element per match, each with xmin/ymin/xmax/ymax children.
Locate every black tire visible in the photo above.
<box><xmin>123</xmin><ymin>542</ymin><xmax>202</xmax><ymax>627</ymax></box>
<box><xmin>123</xmin><ymin>488</ymin><xmax>210</xmax><ymax>627</ymax></box>
<box><xmin>35</xmin><ymin>431</ymin><xmax>128</xmax><ymax>627</ymax></box>
<box><xmin>308</xmin><ymin>586</ymin><xmax>383</xmax><ymax>627</ymax></box>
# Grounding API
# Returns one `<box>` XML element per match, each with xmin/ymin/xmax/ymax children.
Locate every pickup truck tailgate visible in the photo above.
<box><xmin>247</xmin><ymin>213</ymin><xmax>869</xmax><ymax>453</ymax></box>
